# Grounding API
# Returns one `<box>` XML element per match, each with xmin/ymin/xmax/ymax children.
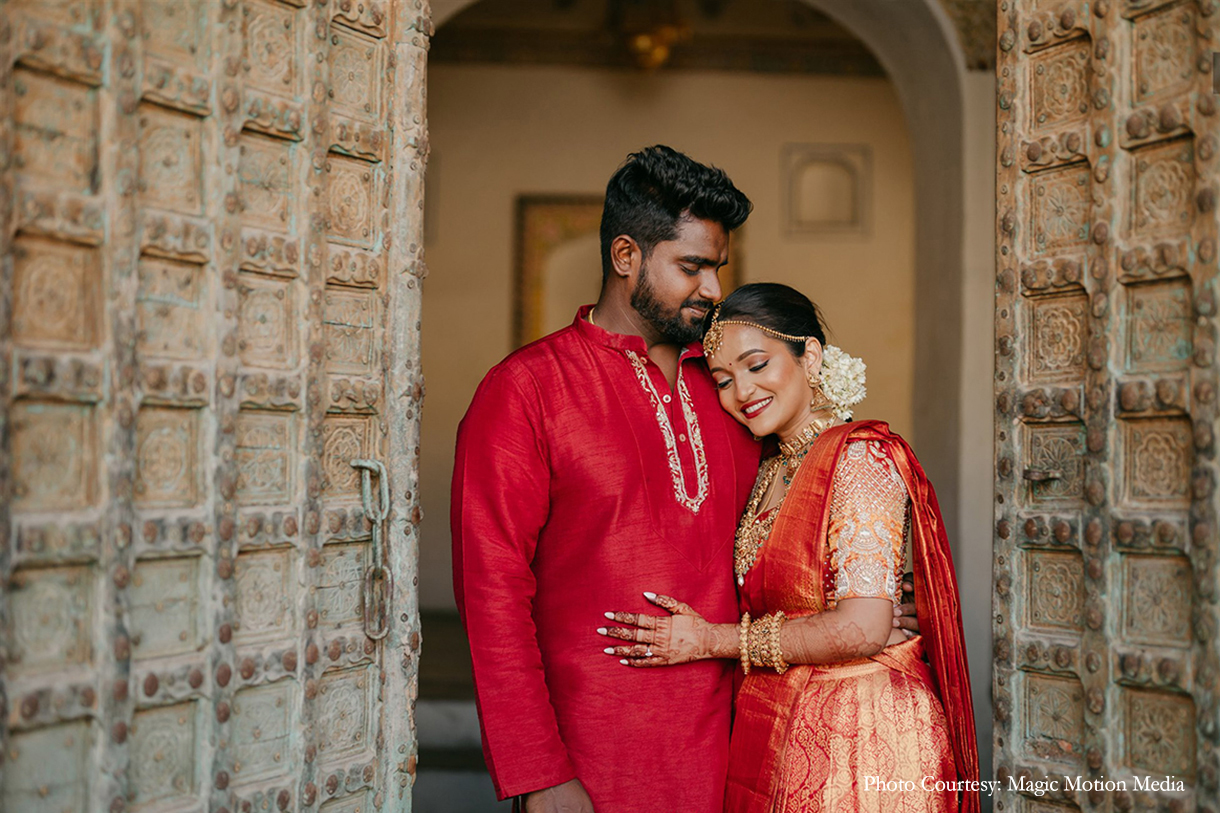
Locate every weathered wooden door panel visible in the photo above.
<box><xmin>996</xmin><ymin>0</ymin><xmax>1218</xmax><ymax>809</ymax></box>
<box><xmin>0</xmin><ymin>0</ymin><xmax>428</xmax><ymax>810</ymax></box>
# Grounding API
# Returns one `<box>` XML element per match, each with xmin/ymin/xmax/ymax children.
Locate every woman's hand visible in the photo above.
<box><xmin>597</xmin><ymin>592</ymin><xmax>734</xmax><ymax>667</ymax></box>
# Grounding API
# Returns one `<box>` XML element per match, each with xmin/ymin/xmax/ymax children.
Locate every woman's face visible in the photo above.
<box><xmin>707</xmin><ymin>324</ymin><xmax>822</xmax><ymax>440</ymax></box>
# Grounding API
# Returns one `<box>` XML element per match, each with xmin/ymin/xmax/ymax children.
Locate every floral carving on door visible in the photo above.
<box><xmin>0</xmin><ymin>0</ymin><xmax>428</xmax><ymax>810</ymax></box>
<box><xmin>996</xmin><ymin>0</ymin><xmax>1218</xmax><ymax>806</ymax></box>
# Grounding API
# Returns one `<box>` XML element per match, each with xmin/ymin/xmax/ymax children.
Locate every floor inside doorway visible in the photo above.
<box><xmin>415</xmin><ymin>610</ymin><xmax>511</xmax><ymax>812</ymax></box>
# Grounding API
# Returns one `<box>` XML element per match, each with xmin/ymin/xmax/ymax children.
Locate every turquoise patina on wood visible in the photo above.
<box><xmin>0</xmin><ymin>0</ymin><xmax>428</xmax><ymax>810</ymax></box>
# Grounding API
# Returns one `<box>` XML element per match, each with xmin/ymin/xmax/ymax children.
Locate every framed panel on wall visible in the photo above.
<box><xmin>513</xmin><ymin>194</ymin><xmax>745</xmax><ymax>347</ymax></box>
<box><xmin>781</xmin><ymin>143</ymin><xmax>872</xmax><ymax>236</ymax></box>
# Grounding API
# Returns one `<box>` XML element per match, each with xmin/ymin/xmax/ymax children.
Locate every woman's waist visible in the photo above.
<box><xmin>786</xmin><ymin>635</ymin><xmax>928</xmax><ymax>681</ymax></box>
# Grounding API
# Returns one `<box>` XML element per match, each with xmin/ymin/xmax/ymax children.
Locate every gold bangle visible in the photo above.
<box><xmin>746</xmin><ymin>613</ymin><xmax>790</xmax><ymax>674</ymax></box>
<box><xmin>748</xmin><ymin>616</ymin><xmax>765</xmax><ymax>667</ymax></box>
<box><xmin>748</xmin><ymin>614</ymin><xmax>770</xmax><ymax>668</ymax></box>
<box><xmin>738</xmin><ymin>613</ymin><xmax>751</xmax><ymax>676</ymax></box>
<box><xmin>772</xmin><ymin>611</ymin><xmax>789</xmax><ymax>674</ymax></box>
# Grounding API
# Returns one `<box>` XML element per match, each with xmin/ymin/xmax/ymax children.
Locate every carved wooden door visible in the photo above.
<box><xmin>996</xmin><ymin>0</ymin><xmax>1219</xmax><ymax>808</ymax></box>
<box><xmin>0</xmin><ymin>0</ymin><xmax>428</xmax><ymax>811</ymax></box>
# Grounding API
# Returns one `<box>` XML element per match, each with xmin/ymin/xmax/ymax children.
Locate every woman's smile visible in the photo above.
<box><xmin>741</xmin><ymin>397</ymin><xmax>773</xmax><ymax>419</ymax></box>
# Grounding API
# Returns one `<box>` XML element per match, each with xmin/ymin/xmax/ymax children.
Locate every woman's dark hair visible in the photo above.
<box><xmin>704</xmin><ymin>282</ymin><xmax>828</xmax><ymax>356</ymax></box>
<box><xmin>600</xmin><ymin>145</ymin><xmax>753</xmax><ymax>281</ymax></box>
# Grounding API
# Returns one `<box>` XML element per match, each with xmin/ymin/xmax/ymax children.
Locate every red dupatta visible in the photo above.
<box><xmin>726</xmin><ymin>421</ymin><xmax>979</xmax><ymax>812</ymax></box>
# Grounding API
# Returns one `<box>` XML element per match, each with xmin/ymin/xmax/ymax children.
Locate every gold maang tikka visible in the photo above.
<box><xmin>704</xmin><ymin>306</ymin><xmax>834</xmax><ymax>441</ymax></box>
<box><xmin>702</xmin><ymin>305</ymin><xmax>815</xmax><ymax>358</ymax></box>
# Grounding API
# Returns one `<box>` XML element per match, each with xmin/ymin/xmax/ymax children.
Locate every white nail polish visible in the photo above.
<box><xmin>597</xmin><ymin>627</ymin><xmax>607</xmax><ymax>635</ymax></box>
<box><xmin>604</xmin><ymin>648</ymin><xmax>615</xmax><ymax>654</ymax></box>
<box><xmin>619</xmin><ymin>659</ymin><xmax>629</xmax><ymax>666</ymax></box>
<box><xmin>604</xmin><ymin>611</ymin><xmax>615</xmax><ymax>619</ymax></box>
<box><xmin>643</xmin><ymin>591</ymin><xmax>657</xmax><ymax>600</ymax></box>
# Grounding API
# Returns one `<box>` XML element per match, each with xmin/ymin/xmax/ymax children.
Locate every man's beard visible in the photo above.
<box><xmin>630</xmin><ymin>261</ymin><xmax>713</xmax><ymax>345</ymax></box>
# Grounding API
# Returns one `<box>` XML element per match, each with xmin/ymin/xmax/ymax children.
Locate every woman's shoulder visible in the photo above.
<box><xmin>834</xmin><ymin>436</ymin><xmax>908</xmax><ymax>493</ymax></box>
<box><xmin>836</xmin><ymin>438</ymin><xmax>897</xmax><ymax>469</ymax></box>
<box><xmin>840</xmin><ymin>437</ymin><xmax>888</xmax><ymax>458</ymax></box>
<box><xmin>839</xmin><ymin>421</ymin><xmax>917</xmax><ymax>459</ymax></box>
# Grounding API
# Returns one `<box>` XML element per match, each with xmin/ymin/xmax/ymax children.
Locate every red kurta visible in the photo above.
<box><xmin>452</xmin><ymin>307</ymin><xmax>760</xmax><ymax>810</ymax></box>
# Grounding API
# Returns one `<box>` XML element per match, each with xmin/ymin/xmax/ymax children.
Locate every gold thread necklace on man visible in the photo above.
<box><xmin>598</xmin><ymin>303</ymin><xmax>710</xmax><ymax>513</ymax></box>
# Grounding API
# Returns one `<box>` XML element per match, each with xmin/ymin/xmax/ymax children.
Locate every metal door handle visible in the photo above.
<box><xmin>352</xmin><ymin>458</ymin><xmax>392</xmax><ymax>640</ymax></box>
<box><xmin>1023</xmin><ymin>468</ymin><xmax>1063</xmax><ymax>482</ymax></box>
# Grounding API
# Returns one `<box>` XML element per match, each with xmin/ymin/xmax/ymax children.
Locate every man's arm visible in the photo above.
<box><xmin>451</xmin><ymin>366</ymin><xmax>577</xmax><ymax>800</ymax></box>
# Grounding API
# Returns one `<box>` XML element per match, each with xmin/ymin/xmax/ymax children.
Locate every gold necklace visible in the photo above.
<box><xmin>734</xmin><ymin>457</ymin><xmax>784</xmax><ymax>585</ymax></box>
<box><xmin>588</xmin><ymin>307</ymin><xmax>597</xmax><ymax>326</ymax></box>
<box><xmin>777</xmin><ymin>413</ymin><xmax>835</xmax><ymax>486</ymax></box>
<box><xmin>734</xmin><ymin>414</ymin><xmax>835</xmax><ymax>584</ymax></box>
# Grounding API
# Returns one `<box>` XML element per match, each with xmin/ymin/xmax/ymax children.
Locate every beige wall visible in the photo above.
<box><xmin>958</xmin><ymin>69</ymin><xmax>997</xmax><ymax>792</ymax></box>
<box><xmin>419</xmin><ymin>63</ymin><xmax>916</xmax><ymax>609</ymax></box>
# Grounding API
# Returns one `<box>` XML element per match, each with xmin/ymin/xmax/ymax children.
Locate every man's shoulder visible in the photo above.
<box><xmin>475</xmin><ymin>324</ymin><xmax>585</xmax><ymax>395</ymax></box>
<box><xmin>502</xmin><ymin>324</ymin><xmax>582</xmax><ymax>367</ymax></box>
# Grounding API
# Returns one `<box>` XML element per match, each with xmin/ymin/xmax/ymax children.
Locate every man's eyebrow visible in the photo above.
<box><xmin>679</xmin><ymin>255</ymin><xmax>724</xmax><ymax>267</ymax></box>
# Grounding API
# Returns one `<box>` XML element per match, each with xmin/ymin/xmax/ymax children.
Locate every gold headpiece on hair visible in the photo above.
<box><xmin>702</xmin><ymin>304</ymin><xmax>814</xmax><ymax>358</ymax></box>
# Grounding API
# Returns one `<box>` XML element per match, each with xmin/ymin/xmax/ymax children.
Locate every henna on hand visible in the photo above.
<box><xmin>597</xmin><ymin>593</ymin><xmax>737</xmax><ymax>667</ymax></box>
<box><xmin>781</xmin><ymin>597</ymin><xmax>894</xmax><ymax>664</ymax></box>
<box><xmin>702</xmin><ymin>621</ymin><xmax>741</xmax><ymax>660</ymax></box>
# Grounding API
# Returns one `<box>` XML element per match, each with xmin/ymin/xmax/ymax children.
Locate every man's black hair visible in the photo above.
<box><xmin>599</xmin><ymin>145</ymin><xmax>753</xmax><ymax>281</ymax></box>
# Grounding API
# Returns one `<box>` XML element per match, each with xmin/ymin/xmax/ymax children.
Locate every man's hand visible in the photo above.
<box><xmin>523</xmin><ymin>779</ymin><xmax>595</xmax><ymax>813</ymax></box>
<box><xmin>892</xmin><ymin>573</ymin><xmax>919</xmax><ymax>638</ymax></box>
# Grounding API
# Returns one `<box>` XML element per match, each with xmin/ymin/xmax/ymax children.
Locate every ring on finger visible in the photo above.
<box><xmin>645</xmin><ymin>647</ymin><xmax>653</xmax><ymax>657</ymax></box>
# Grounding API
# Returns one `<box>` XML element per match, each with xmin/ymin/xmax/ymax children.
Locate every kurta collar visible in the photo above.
<box><xmin>572</xmin><ymin>305</ymin><xmax>708</xmax><ymax>361</ymax></box>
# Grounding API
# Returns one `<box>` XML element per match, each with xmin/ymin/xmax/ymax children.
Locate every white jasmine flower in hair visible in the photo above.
<box><xmin>820</xmin><ymin>345</ymin><xmax>867</xmax><ymax>420</ymax></box>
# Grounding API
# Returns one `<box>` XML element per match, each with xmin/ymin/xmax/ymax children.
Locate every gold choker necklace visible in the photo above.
<box><xmin>778</xmin><ymin>414</ymin><xmax>832</xmax><ymax>461</ymax></box>
<box><xmin>777</xmin><ymin>415</ymin><xmax>835</xmax><ymax>485</ymax></box>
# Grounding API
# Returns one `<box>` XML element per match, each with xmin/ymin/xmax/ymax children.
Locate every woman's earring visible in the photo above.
<box><xmin>807</xmin><ymin>368</ymin><xmax>828</xmax><ymax>412</ymax></box>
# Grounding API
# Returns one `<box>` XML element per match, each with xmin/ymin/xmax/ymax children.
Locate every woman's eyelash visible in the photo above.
<box><xmin>715</xmin><ymin>361</ymin><xmax>767</xmax><ymax>389</ymax></box>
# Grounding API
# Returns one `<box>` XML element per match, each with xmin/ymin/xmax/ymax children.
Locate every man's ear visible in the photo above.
<box><xmin>610</xmin><ymin>234</ymin><xmax>641</xmax><ymax>280</ymax></box>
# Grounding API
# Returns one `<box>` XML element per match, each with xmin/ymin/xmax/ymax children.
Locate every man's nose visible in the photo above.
<box><xmin>699</xmin><ymin>270</ymin><xmax>722</xmax><ymax>303</ymax></box>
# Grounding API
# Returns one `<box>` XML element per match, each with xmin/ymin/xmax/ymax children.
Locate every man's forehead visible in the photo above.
<box><xmin>663</xmin><ymin>216</ymin><xmax>729</xmax><ymax>252</ymax></box>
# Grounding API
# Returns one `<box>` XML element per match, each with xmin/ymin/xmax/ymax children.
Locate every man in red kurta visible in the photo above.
<box><xmin>452</xmin><ymin>146</ymin><xmax>759</xmax><ymax>812</ymax></box>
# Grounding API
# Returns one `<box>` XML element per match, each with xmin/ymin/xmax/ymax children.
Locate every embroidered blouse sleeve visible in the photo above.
<box><xmin>827</xmin><ymin>440</ymin><xmax>909</xmax><ymax>604</ymax></box>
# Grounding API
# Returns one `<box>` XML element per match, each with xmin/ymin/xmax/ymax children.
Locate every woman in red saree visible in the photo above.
<box><xmin>599</xmin><ymin>284</ymin><xmax>979</xmax><ymax>812</ymax></box>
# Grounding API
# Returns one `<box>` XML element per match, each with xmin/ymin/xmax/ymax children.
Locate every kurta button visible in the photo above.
<box><xmin>662</xmin><ymin>394</ymin><xmax>671</xmax><ymax>403</ymax></box>
<box><xmin>679</xmin><ymin>433</ymin><xmax>687</xmax><ymax>442</ymax></box>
